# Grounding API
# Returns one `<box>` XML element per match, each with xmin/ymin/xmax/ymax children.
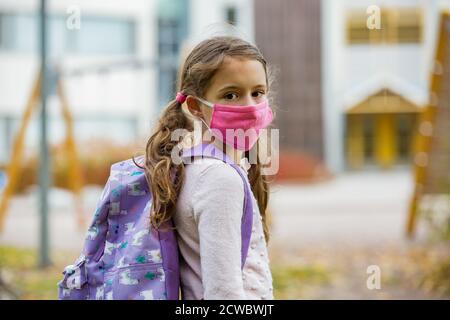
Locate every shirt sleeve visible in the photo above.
<box><xmin>191</xmin><ymin>161</ymin><xmax>247</xmax><ymax>300</ymax></box>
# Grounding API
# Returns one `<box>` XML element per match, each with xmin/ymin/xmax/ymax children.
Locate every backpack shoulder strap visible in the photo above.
<box><xmin>180</xmin><ymin>142</ymin><xmax>253</xmax><ymax>269</ymax></box>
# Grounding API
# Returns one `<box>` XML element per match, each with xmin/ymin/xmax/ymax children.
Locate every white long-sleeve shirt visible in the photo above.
<box><xmin>173</xmin><ymin>156</ymin><xmax>274</xmax><ymax>300</ymax></box>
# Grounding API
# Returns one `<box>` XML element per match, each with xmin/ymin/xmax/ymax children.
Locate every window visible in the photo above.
<box><xmin>226</xmin><ymin>6</ymin><xmax>237</xmax><ymax>25</ymax></box>
<box><xmin>0</xmin><ymin>13</ymin><xmax>38</xmax><ymax>52</ymax></box>
<box><xmin>0</xmin><ymin>12</ymin><xmax>135</xmax><ymax>55</ymax></box>
<box><xmin>66</xmin><ymin>17</ymin><xmax>135</xmax><ymax>55</ymax></box>
<box><xmin>396</xmin><ymin>113</ymin><xmax>417</xmax><ymax>162</ymax></box>
<box><xmin>156</xmin><ymin>0</ymin><xmax>188</xmax><ymax>108</ymax></box>
<box><xmin>362</xmin><ymin>115</ymin><xmax>375</xmax><ymax>163</ymax></box>
<box><xmin>157</xmin><ymin>18</ymin><xmax>180</xmax><ymax>108</ymax></box>
<box><xmin>346</xmin><ymin>7</ymin><xmax>422</xmax><ymax>44</ymax></box>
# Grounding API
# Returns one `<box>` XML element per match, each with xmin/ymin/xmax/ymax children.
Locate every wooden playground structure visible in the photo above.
<box><xmin>406</xmin><ymin>11</ymin><xmax>450</xmax><ymax>237</ymax></box>
<box><xmin>0</xmin><ymin>69</ymin><xmax>85</xmax><ymax>232</ymax></box>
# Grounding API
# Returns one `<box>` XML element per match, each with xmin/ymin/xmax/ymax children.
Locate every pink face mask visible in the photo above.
<box><xmin>176</xmin><ymin>92</ymin><xmax>273</xmax><ymax>151</ymax></box>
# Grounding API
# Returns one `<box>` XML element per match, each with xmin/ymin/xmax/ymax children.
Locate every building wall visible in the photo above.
<box><xmin>322</xmin><ymin>0</ymin><xmax>449</xmax><ymax>172</ymax></box>
<box><xmin>254</xmin><ymin>0</ymin><xmax>449</xmax><ymax>172</ymax></box>
<box><xmin>188</xmin><ymin>0</ymin><xmax>254</xmax><ymax>44</ymax></box>
<box><xmin>254</xmin><ymin>0</ymin><xmax>323</xmax><ymax>160</ymax></box>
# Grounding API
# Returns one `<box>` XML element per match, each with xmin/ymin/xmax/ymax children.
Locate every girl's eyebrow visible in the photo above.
<box><xmin>218</xmin><ymin>84</ymin><xmax>267</xmax><ymax>92</ymax></box>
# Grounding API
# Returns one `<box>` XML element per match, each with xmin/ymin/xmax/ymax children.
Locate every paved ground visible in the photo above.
<box><xmin>268</xmin><ymin>169</ymin><xmax>427</xmax><ymax>250</ymax></box>
<box><xmin>1</xmin><ymin>169</ymin><xmax>419</xmax><ymax>251</ymax></box>
<box><xmin>0</xmin><ymin>185</ymin><xmax>104</xmax><ymax>251</ymax></box>
<box><xmin>1</xmin><ymin>169</ymin><xmax>448</xmax><ymax>299</ymax></box>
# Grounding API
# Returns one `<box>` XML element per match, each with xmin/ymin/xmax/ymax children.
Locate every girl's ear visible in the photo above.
<box><xmin>185</xmin><ymin>96</ymin><xmax>203</xmax><ymax>118</ymax></box>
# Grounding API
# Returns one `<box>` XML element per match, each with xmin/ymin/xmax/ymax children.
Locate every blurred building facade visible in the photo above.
<box><xmin>254</xmin><ymin>0</ymin><xmax>449</xmax><ymax>173</ymax></box>
<box><xmin>0</xmin><ymin>0</ymin><xmax>156</xmax><ymax>164</ymax></box>
<box><xmin>254</xmin><ymin>0</ymin><xmax>323</xmax><ymax>161</ymax></box>
<box><xmin>323</xmin><ymin>0</ymin><xmax>431</xmax><ymax>173</ymax></box>
<box><xmin>0</xmin><ymin>0</ymin><xmax>254</xmax><ymax>165</ymax></box>
<box><xmin>5</xmin><ymin>0</ymin><xmax>447</xmax><ymax>175</ymax></box>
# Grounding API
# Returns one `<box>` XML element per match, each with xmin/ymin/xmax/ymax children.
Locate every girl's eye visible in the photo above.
<box><xmin>252</xmin><ymin>91</ymin><xmax>266</xmax><ymax>97</ymax></box>
<box><xmin>224</xmin><ymin>93</ymin><xmax>238</xmax><ymax>100</ymax></box>
<box><xmin>223</xmin><ymin>91</ymin><xmax>266</xmax><ymax>100</ymax></box>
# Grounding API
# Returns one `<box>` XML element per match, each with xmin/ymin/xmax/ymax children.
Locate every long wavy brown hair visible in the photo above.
<box><xmin>134</xmin><ymin>36</ymin><xmax>275</xmax><ymax>243</ymax></box>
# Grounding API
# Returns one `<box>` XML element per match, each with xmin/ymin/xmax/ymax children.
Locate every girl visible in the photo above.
<box><xmin>141</xmin><ymin>35</ymin><xmax>275</xmax><ymax>300</ymax></box>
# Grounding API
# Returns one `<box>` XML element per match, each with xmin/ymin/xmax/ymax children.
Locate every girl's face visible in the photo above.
<box><xmin>188</xmin><ymin>56</ymin><xmax>268</xmax><ymax>126</ymax></box>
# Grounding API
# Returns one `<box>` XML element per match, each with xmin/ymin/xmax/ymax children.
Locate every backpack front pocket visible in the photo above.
<box><xmin>103</xmin><ymin>262</ymin><xmax>167</xmax><ymax>300</ymax></box>
<box><xmin>57</xmin><ymin>256</ymin><xmax>89</xmax><ymax>299</ymax></box>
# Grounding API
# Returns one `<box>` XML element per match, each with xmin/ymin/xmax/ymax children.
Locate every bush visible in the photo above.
<box><xmin>273</xmin><ymin>150</ymin><xmax>331</xmax><ymax>183</ymax></box>
<box><xmin>11</xmin><ymin>138</ymin><xmax>143</xmax><ymax>194</ymax></box>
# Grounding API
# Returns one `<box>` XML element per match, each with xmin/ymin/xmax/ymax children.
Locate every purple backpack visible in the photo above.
<box><xmin>57</xmin><ymin>142</ymin><xmax>254</xmax><ymax>300</ymax></box>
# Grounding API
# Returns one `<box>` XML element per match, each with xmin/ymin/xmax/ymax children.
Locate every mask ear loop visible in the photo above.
<box><xmin>191</xmin><ymin>96</ymin><xmax>222</xmax><ymax>146</ymax></box>
<box><xmin>178</xmin><ymin>93</ymin><xmax>216</xmax><ymax>146</ymax></box>
<box><xmin>194</xmin><ymin>96</ymin><xmax>214</xmax><ymax>108</ymax></box>
<box><xmin>190</xmin><ymin>96</ymin><xmax>214</xmax><ymax>130</ymax></box>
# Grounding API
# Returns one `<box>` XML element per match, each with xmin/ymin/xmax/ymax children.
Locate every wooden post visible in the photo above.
<box><xmin>346</xmin><ymin>114</ymin><xmax>365</xmax><ymax>169</ymax></box>
<box><xmin>0</xmin><ymin>72</ymin><xmax>86</xmax><ymax>233</ymax></box>
<box><xmin>0</xmin><ymin>73</ymin><xmax>41</xmax><ymax>231</ymax></box>
<box><xmin>374</xmin><ymin>113</ymin><xmax>396</xmax><ymax>168</ymax></box>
